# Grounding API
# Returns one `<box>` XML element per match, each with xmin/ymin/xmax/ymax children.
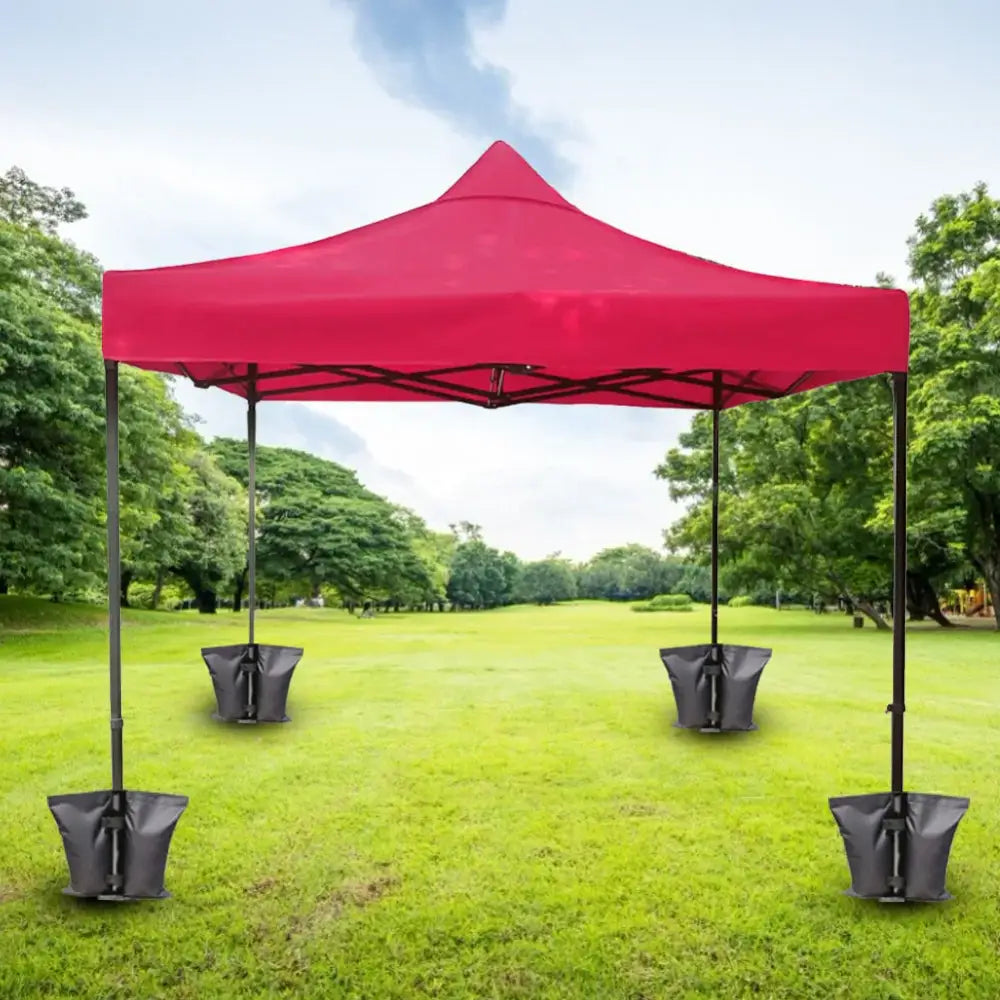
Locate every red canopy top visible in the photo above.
<box><xmin>102</xmin><ymin>141</ymin><xmax>909</xmax><ymax>409</ymax></box>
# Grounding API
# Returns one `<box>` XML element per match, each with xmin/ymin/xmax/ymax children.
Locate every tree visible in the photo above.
<box><xmin>449</xmin><ymin>521</ymin><xmax>484</xmax><ymax>543</ymax></box>
<box><xmin>902</xmin><ymin>184</ymin><xmax>1000</xmax><ymax>627</ymax></box>
<box><xmin>118</xmin><ymin>372</ymin><xmax>205</xmax><ymax>605</ymax></box>
<box><xmin>394</xmin><ymin>512</ymin><xmax>454</xmax><ymax>608</ymax></box>
<box><xmin>516</xmin><ymin>557</ymin><xmax>577</xmax><ymax>605</ymax></box>
<box><xmin>0</xmin><ymin>166</ymin><xmax>87</xmax><ymax>234</ymax></box>
<box><xmin>446</xmin><ymin>534</ymin><xmax>517</xmax><ymax>609</ymax></box>
<box><xmin>168</xmin><ymin>450</ymin><xmax>247</xmax><ymax>613</ymax></box>
<box><xmin>1</xmin><ymin>165</ymin><xmax>229</xmax><ymax>607</ymax></box>
<box><xmin>577</xmin><ymin>544</ymin><xmax>685</xmax><ymax>601</ymax></box>
<box><xmin>0</xmin><ymin>177</ymin><xmax>106</xmax><ymax>597</ymax></box>
<box><xmin>211</xmin><ymin>440</ymin><xmax>424</xmax><ymax>606</ymax></box>
<box><xmin>499</xmin><ymin>550</ymin><xmax>522</xmax><ymax>603</ymax></box>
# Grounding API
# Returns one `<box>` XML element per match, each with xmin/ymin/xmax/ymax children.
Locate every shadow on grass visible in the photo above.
<box><xmin>29</xmin><ymin>873</ymin><xmax>175</xmax><ymax>920</ymax></box>
<box><xmin>836</xmin><ymin>893</ymin><xmax>963</xmax><ymax>918</ymax></box>
<box><xmin>655</xmin><ymin>704</ymin><xmax>775</xmax><ymax>739</ymax></box>
<box><xmin>187</xmin><ymin>700</ymin><xmax>302</xmax><ymax>738</ymax></box>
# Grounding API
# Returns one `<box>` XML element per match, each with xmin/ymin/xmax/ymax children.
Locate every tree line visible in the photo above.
<box><xmin>657</xmin><ymin>183</ymin><xmax>1000</xmax><ymax>629</ymax></box>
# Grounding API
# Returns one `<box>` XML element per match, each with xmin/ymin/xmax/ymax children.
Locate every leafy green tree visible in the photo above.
<box><xmin>168</xmin><ymin>449</ymin><xmax>247</xmax><ymax>613</ymax></box>
<box><xmin>0</xmin><ymin>166</ymin><xmax>87</xmax><ymax>234</ymax></box>
<box><xmin>1</xmin><ymin>165</ymin><xmax>229</xmax><ymax>609</ymax></box>
<box><xmin>118</xmin><ymin>373</ymin><xmax>205</xmax><ymax>605</ymax></box>
<box><xmin>449</xmin><ymin>521</ymin><xmax>484</xmax><ymax>543</ymax></box>
<box><xmin>499</xmin><ymin>550</ymin><xmax>522</xmax><ymax>603</ymax></box>
<box><xmin>516</xmin><ymin>557</ymin><xmax>577</xmax><ymax>605</ymax></box>
<box><xmin>446</xmin><ymin>535</ymin><xmax>517</xmax><ymax>609</ymax></box>
<box><xmin>393</xmin><ymin>512</ymin><xmax>454</xmax><ymax>608</ymax></box>
<box><xmin>577</xmin><ymin>544</ymin><xmax>684</xmax><ymax>601</ymax></box>
<box><xmin>0</xmin><ymin>174</ymin><xmax>106</xmax><ymax>596</ymax></box>
<box><xmin>902</xmin><ymin>183</ymin><xmax>1000</xmax><ymax>627</ymax></box>
<box><xmin>674</xmin><ymin>563</ymin><xmax>726</xmax><ymax>606</ymax></box>
<box><xmin>211</xmin><ymin>440</ymin><xmax>424</xmax><ymax>606</ymax></box>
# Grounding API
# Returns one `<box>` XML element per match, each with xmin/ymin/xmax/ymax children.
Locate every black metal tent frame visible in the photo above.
<box><xmin>97</xmin><ymin>357</ymin><xmax>917</xmax><ymax>899</ymax></box>
<box><xmin>176</xmin><ymin>361</ymin><xmax>815</xmax><ymax>407</ymax></box>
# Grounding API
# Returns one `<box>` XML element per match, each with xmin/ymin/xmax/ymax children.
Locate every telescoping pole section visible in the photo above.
<box><xmin>107</xmin><ymin>362</ymin><xmax>124</xmax><ymax>790</ymax></box>
<box><xmin>702</xmin><ymin>372</ymin><xmax>723</xmax><ymax>730</ymax></box>
<box><xmin>887</xmin><ymin>371</ymin><xmax>908</xmax><ymax>895</ymax></box>
<box><xmin>106</xmin><ymin>360</ymin><xmax>125</xmax><ymax>887</ymax></box>
<box><xmin>247</xmin><ymin>364</ymin><xmax>257</xmax><ymax>646</ymax></box>
<box><xmin>245</xmin><ymin>364</ymin><xmax>258</xmax><ymax>716</ymax></box>
<box><xmin>711</xmin><ymin>375</ymin><xmax>721</xmax><ymax>647</ymax></box>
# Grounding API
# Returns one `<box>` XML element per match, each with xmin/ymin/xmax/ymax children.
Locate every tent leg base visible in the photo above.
<box><xmin>61</xmin><ymin>890</ymin><xmax>167</xmax><ymax>902</ymax></box>
<box><xmin>48</xmin><ymin>789</ymin><xmax>187</xmax><ymax>901</ymax></box>
<box><xmin>660</xmin><ymin>644</ymin><xmax>771</xmax><ymax>732</ymax></box>
<box><xmin>79</xmin><ymin>891</ymin><xmax>173</xmax><ymax>902</ymax></box>
<box><xmin>211</xmin><ymin>712</ymin><xmax>259</xmax><ymax>724</ymax></box>
<box><xmin>211</xmin><ymin>713</ymin><xmax>290</xmax><ymax>725</ymax></box>
<box><xmin>203</xmin><ymin>644</ymin><xmax>302</xmax><ymax>723</ymax></box>
<box><xmin>829</xmin><ymin>791</ymin><xmax>969</xmax><ymax>902</ymax></box>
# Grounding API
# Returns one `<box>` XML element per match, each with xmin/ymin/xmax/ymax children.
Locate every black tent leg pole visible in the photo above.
<box><xmin>105</xmin><ymin>360</ymin><xmax>125</xmax><ymax>895</ymax></box>
<box><xmin>830</xmin><ymin>371</ymin><xmax>966</xmax><ymax>902</ymax></box>
<box><xmin>203</xmin><ymin>364</ymin><xmax>300</xmax><ymax>726</ymax></box>
<box><xmin>887</xmin><ymin>371</ymin><xmax>908</xmax><ymax>897</ymax></box>
<box><xmin>703</xmin><ymin>374</ymin><xmax>722</xmax><ymax>729</ymax></box>
<box><xmin>246</xmin><ymin>365</ymin><xmax>258</xmax><ymax>719</ymax></box>
<box><xmin>46</xmin><ymin>362</ymin><xmax>189</xmax><ymax>901</ymax></box>
<box><xmin>711</xmin><ymin>380</ymin><xmax>721</xmax><ymax>648</ymax></box>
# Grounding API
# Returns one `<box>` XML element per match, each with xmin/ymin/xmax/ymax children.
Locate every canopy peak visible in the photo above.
<box><xmin>436</xmin><ymin>140</ymin><xmax>576</xmax><ymax>210</ymax></box>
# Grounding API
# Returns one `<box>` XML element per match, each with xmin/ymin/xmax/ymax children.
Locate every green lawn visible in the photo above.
<box><xmin>1</xmin><ymin>597</ymin><xmax>999</xmax><ymax>999</ymax></box>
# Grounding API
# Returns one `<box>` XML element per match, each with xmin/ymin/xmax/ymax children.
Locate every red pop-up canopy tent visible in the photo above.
<box><xmin>53</xmin><ymin>141</ymin><xmax>957</xmax><ymax>905</ymax></box>
<box><xmin>103</xmin><ymin>141</ymin><xmax>907</xmax><ymax>406</ymax></box>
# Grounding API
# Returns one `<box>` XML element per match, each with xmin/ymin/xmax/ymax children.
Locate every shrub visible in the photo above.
<box><xmin>647</xmin><ymin>593</ymin><xmax>693</xmax><ymax>609</ymax></box>
<box><xmin>728</xmin><ymin>595</ymin><xmax>753</xmax><ymax>608</ymax></box>
<box><xmin>632</xmin><ymin>593</ymin><xmax>695</xmax><ymax>613</ymax></box>
<box><xmin>128</xmin><ymin>582</ymin><xmax>185</xmax><ymax>611</ymax></box>
<box><xmin>631</xmin><ymin>603</ymin><xmax>694</xmax><ymax>613</ymax></box>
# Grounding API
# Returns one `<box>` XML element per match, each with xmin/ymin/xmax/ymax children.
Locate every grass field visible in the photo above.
<box><xmin>1</xmin><ymin>596</ymin><xmax>999</xmax><ymax>1000</ymax></box>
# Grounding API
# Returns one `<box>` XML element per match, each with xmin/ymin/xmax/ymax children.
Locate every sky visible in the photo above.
<box><xmin>2</xmin><ymin>0</ymin><xmax>999</xmax><ymax>559</ymax></box>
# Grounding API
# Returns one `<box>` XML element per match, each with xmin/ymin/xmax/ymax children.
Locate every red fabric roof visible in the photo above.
<box><xmin>101</xmin><ymin>141</ymin><xmax>909</xmax><ymax>409</ymax></box>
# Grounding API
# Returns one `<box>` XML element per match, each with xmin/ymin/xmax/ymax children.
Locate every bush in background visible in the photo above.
<box><xmin>632</xmin><ymin>593</ymin><xmax>694</xmax><ymax>613</ymax></box>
